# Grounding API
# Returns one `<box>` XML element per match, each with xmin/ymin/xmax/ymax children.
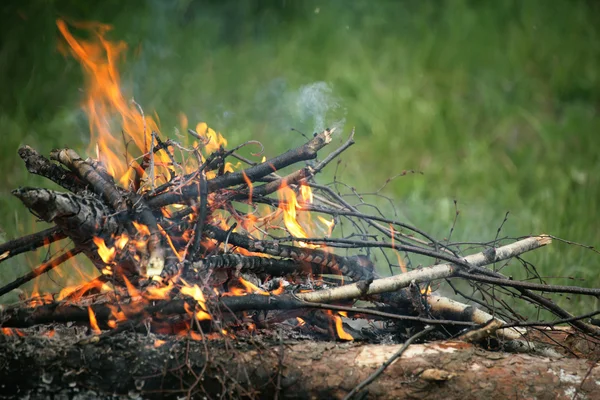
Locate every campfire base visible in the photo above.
<box><xmin>1</xmin><ymin>329</ymin><xmax>598</xmax><ymax>399</ymax></box>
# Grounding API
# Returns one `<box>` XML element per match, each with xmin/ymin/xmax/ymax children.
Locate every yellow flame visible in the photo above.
<box><xmin>93</xmin><ymin>237</ymin><xmax>116</xmax><ymax>264</ymax></box>
<box><xmin>115</xmin><ymin>233</ymin><xmax>129</xmax><ymax>250</ymax></box>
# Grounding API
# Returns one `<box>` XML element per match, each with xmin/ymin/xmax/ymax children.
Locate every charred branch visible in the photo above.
<box><xmin>146</xmin><ymin>128</ymin><xmax>335</xmax><ymax>208</ymax></box>
<box><xmin>205</xmin><ymin>224</ymin><xmax>374</xmax><ymax>281</ymax></box>
<box><xmin>0</xmin><ymin>248</ymin><xmax>83</xmax><ymax>297</ymax></box>
<box><xmin>0</xmin><ymin>226</ymin><xmax>66</xmax><ymax>265</ymax></box>
<box><xmin>188</xmin><ymin>253</ymin><xmax>333</xmax><ymax>278</ymax></box>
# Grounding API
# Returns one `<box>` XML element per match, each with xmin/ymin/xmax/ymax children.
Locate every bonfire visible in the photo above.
<box><xmin>0</xmin><ymin>20</ymin><xmax>598</xmax><ymax>400</ymax></box>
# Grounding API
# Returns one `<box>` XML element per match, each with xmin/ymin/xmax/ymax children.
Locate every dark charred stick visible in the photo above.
<box><xmin>188</xmin><ymin>254</ymin><xmax>334</xmax><ymax>277</ymax></box>
<box><xmin>517</xmin><ymin>290</ymin><xmax>600</xmax><ymax>336</ymax></box>
<box><xmin>189</xmin><ymin>171</ymin><xmax>208</xmax><ymax>261</ymax></box>
<box><xmin>18</xmin><ymin>146</ymin><xmax>87</xmax><ymax>193</ymax></box>
<box><xmin>0</xmin><ymin>226</ymin><xmax>66</xmax><ymax>265</ymax></box>
<box><xmin>0</xmin><ymin>248</ymin><xmax>83</xmax><ymax>297</ymax></box>
<box><xmin>147</xmin><ymin>128</ymin><xmax>335</xmax><ymax>208</ymax></box>
<box><xmin>237</xmin><ymin>167</ymin><xmax>311</xmax><ymax>200</ymax></box>
<box><xmin>234</xmin><ymin>131</ymin><xmax>356</xmax><ymax>200</ymax></box>
<box><xmin>205</xmin><ymin>224</ymin><xmax>373</xmax><ymax>281</ymax></box>
<box><xmin>455</xmin><ymin>270</ymin><xmax>600</xmax><ymax>296</ymax></box>
<box><xmin>275</xmin><ymin>236</ymin><xmax>496</xmax><ymax>276</ymax></box>
<box><xmin>0</xmin><ymin>292</ymin><xmax>475</xmax><ymax>330</ymax></box>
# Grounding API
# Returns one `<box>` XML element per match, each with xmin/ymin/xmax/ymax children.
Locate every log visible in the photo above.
<box><xmin>0</xmin><ymin>332</ymin><xmax>598</xmax><ymax>399</ymax></box>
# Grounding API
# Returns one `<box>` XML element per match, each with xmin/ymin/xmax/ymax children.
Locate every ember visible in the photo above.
<box><xmin>0</xmin><ymin>18</ymin><xmax>599</xmax><ymax>400</ymax></box>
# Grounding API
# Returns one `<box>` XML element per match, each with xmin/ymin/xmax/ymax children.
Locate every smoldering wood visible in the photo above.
<box><xmin>205</xmin><ymin>224</ymin><xmax>374</xmax><ymax>281</ymax></box>
<box><xmin>0</xmin><ymin>332</ymin><xmax>598</xmax><ymax>400</ymax></box>
<box><xmin>0</xmin><ymin>294</ymin><xmax>306</xmax><ymax>329</ymax></box>
<box><xmin>189</xmin><ymin>253</ymin><xmax>335</xmax><ymax>277</ymax></box>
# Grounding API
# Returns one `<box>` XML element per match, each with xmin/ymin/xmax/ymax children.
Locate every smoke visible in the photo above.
<box><xmin>254</xmin><ymin>79</ymin><xmax>346</xmax><ymax>136</ymax></box>
<box><xmin>294</xmin><ymin>81</ymin><xmax>345</xmax><ymax>133</ymax></box>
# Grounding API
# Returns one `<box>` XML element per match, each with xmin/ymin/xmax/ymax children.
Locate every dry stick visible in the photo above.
<box><xmin>0</xmin><ymin>248</ymin><xmax>83</xmax><ymax>297</ymax></box>
<box><xmin>503</xmin><ymin>309</ymin><xmax>600</xmax><ymax>328</ymax></box>
<box><xmin>302</xmin><ymin>302</ymin><xmax>476</xmax><ymax>327</ymax></box>
<box><xmin>0</xmin><ymin>227</ymin><xmax>66</xmax><ymax>265</ymax></box>
<box><xmin>147</xmin><ymin>128</ymin><xmax>335</xmax><ymax>208</ymax></box>
<box><xmin>518</xmin><ymin>290</ymin><xmax>600</xmax><ymax>336</ymax></box>
<box><xmin>18</xmin><ymin>146</ymin><xmax>87</xmax><ymax>193</ymax></box>
<box><xmin>234</xmin><ymin>130</ymin><xmax>356</xmax><ymax>200</ymax></box>
<box><xmin>343</xmin><ymin>326</ymin><xmax>437</xmax><ymax>400</ymax></box>
<box><xmin>50</xmin><ymin>148</ymin><xmax>125</xmax><ymax>209</ymax></box>
<box><xmin>426</xmin><ymin>295</ymin><xmax>521</xmax><ymax>340</ymax></box>
<box><xmin>307</xmin><ymin>183</ymin><xmax>452</xmax><ymax>253</ymax></box>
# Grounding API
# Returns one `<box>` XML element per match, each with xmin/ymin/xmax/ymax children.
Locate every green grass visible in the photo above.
<box><xmin>0</xmin><ymin>0</ymin><xmax>598</xmax><ymax>315</ymax></box>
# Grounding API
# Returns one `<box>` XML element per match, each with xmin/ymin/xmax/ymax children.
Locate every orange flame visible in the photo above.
<box><xmin>180</xmin><ymin>281</ymin><xmax>211</xmax><ymax>321</ymax></box>
<box><xmin>56</xmin><ymin>19</ymin><xmax>170</xmax><ymax>186</ymax></box>
<box><xmin>278</xmin><ymin>184</ymin><xmax>309</xmax><ymax>240</ymax></box>
<box><xmin>87</xmin><ymin>306</ymin><xmax>101</xmax><ymax>334</ymax></box>
<box><xmin>332</xmin><ymin>313</ymin><xmax>353</xmax><ymax>341</ymax></box>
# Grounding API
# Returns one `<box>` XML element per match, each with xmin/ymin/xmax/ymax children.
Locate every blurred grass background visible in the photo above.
<box><xmin>0</xmin><ymin>0</ymin><xmax>598</xmax><ymax>314</ymax></box>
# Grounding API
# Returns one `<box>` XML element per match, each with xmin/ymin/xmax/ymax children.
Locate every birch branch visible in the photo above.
<box><xmin>297</xmin><ymin>235</ymin><xmax>551</xmax><ymax>303</ymax></box>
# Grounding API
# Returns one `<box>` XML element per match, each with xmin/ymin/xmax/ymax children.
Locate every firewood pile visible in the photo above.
<box><xmin>0</xmin><ymin>20</ymin><xmax>599</xmax><ymax>400</ymax></box>
<box><xmin>1</xmin><ymin>126</ymin><xmax>599</xmax><ymax>398</ymax></box>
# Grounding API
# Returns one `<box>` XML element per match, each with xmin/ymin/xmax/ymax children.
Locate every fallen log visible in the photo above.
<box><xmin>0</xmin><ymin>332</ymin><xmax>598</xmax><ymax>399</ymax></box>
